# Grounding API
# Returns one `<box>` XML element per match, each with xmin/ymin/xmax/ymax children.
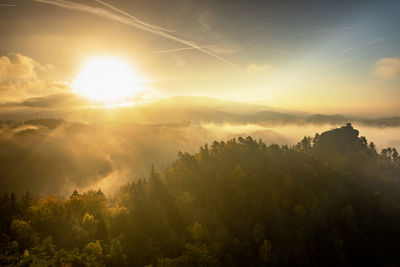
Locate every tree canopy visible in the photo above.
<box><xmin>1</xmin><ymin>124</ymin><xmax>400</xmax><ymax>266</ymax></box>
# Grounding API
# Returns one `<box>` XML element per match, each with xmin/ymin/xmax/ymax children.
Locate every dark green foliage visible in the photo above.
<box><xmin>1</xmin><ymin>124</ymin><xmax>400</xmax><ymax>266</ymax></box>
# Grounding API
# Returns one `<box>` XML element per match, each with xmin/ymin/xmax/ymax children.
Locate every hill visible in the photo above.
<box><xmin>1</xmin><ymin>95</ymin><xmax>400</xmax><ymax>126</ymax></box>
<box><xmin>1</xmin><ymin>124</ymin><xmax>400</xmax><ymax>266</ymax></box>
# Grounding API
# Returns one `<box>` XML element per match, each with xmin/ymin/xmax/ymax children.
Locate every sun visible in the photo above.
<box><xmin>73</xmin><ymin>56</ymin><xmax>144</xmax><ymax>103</ymax></box>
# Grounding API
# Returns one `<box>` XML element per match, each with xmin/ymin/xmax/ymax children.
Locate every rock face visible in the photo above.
<box><xmin>316</xmin><ymin>123</ymin><xmax>363</xmax><ymax>153</ymax></box>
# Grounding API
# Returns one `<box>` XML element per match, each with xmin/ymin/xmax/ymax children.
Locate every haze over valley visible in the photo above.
<box><xmin>1</xmin><ymin>0</ymin><xmax>400</xmax><ymax>266</ymax></box>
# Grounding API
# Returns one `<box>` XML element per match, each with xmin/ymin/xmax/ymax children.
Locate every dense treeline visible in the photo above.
<box><xmin>1</xmin><ymin>123</ymin><xmax>400</xmax><ymax>266</ymax></box>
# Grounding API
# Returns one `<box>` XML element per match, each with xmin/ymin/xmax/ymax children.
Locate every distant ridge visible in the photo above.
<box><xmin>0</xmin><ymin>95</ymin><xmax>399</xmax><ymax>127</ymax></box>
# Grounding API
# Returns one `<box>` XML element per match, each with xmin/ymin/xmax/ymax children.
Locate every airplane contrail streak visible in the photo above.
<box><xmin>142</xmin><ymin>45</ymin><xmax>217</xmax><ymax>56</ymax></box>
<box><xmin>33</xmin><ymin>0</ymin><xmax>236</xmax><ymax>67</ymax></box>
<box><xmin>94</xmin><ymin>0</ymin><xmax>236</xmax><ymax>67</ymax></box>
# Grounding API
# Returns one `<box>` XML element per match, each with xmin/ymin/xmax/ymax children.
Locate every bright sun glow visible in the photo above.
<box><xmin>73</xmin><ymin>56</ymin><xmax>144</xmax><ymax>103</ymax></box>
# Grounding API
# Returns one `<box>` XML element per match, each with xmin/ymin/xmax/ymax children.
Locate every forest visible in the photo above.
<box><xmin>1</xmin><ymin>123</ymin><xmax>400</xmax><ymax>266</ymax></box>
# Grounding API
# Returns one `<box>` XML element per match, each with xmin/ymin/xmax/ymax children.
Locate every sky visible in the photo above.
<box><xmin>0</xmin><ymin>0</ymin><xmax>399</xmax><ymax>115</ymax></box>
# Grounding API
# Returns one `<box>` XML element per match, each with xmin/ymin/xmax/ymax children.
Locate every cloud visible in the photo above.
<box><xmin>0</xmin><ymin>80</ymin><xmax>70</xmax><ymax>102</ymax></box>
<box><xmin>0</xmin><ymin>53</ymin><xmax>53</xmax><ymax>82</ymax></box>
<box><xmin>0</xmin><ymin>53</ymin><xmax>65</xmax><ymax>101</ymax></box>
<box><xmin>0</xmin><ymin>53</ymin><xmax>37</xmax><ymax>81</ymax></box>
<box><xmin>373</xmin><ymin>57</ymin><xmax>400</xmax><ymax>80</ymax></box>
<box><xmin>0</xmin><ymin>92</ymin><xmax>88</xmax><ymax>109</ymax></box>
<box><xmin>247</xmin><ymin>63</ymin><xmax>272</xmax><ymax>73</ymax></box>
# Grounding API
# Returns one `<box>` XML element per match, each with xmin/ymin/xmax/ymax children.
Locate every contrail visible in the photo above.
<box><xmin>34</xmin><ymin>0</ymin><xmax>165</xmax><ymax>34</ymax></box>
<box><xmin>33</xmin><ymin>0</ymin><xmax>236</xmax><ymax>67</ymax></box>
<box><xmin>339</xmin><ymin>46</ymin><xmax>358</xmax><ymax>54</ymax></box>
<box><xmin>142</xmin><ymin>45</ymin><xmax>217</xmax><ymax>56</ymax></box>
<box><xmin>264</xmin><ymin>47</ymin><xmax>293</xmax><ymax>56</ymax></box>
<box><xmin>0</xmin><ymin>4</ymin><xmax>16</xmax><ymax>6</ymax></box>
<box><xmin>94</xmin><ymin>0</ymin><xmax>236</xmax><ymax>67</ymax></box>
<box><xmin>145</xmin><ymin>47</ymin><xmax>198</xmax><ymax>55</ymax></box>
<box><xmin>322</xmin><ymin>57</ymin><xmax>354</xmax><ymax>70</ymax></box>
<box><xmin>93</xmin><ymin>0</ymin><xmax>173</xmax><ymax>33</ymax></box>
<box><xmin>296</xmin><ymin>26</ymin><xmax>353</xmax><ymax>36</ymax></box>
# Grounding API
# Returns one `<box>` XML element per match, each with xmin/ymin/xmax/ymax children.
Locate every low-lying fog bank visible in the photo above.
<box><xmin>1</xmin><ymin>119</ymin><xmax>399</xmax><ymax>196</ymax></box>
<box><xmin>203</xmin><ymin>123</ymin><xmax>400</xmax><ymax>151</ymax></box>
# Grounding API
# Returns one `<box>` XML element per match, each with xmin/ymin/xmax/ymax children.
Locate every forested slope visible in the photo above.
<box><xmin>1</xmin><ymin>124</ymin><xmax>400</xmax><ymax>266</ymax></box>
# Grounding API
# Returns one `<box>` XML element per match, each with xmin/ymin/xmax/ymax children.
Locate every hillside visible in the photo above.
<box><xmin>1</xmin><ymin>124</ymin><xmax>400</xmax><ymax>266</ymax></box>
<box><xmin>1</xmin><ymin>95</ymin><xmax>400</xmax><ymax>126</ymax></box>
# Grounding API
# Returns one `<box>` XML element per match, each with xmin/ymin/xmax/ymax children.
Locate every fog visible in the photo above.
<box><xmin>1</xmin><ymin>119</ymin><xmax>399</xmax><ymax>196</ymax></box>
<box><xmin>202</xmin><ymin>123</ymin><xmax>400</xmax><ymax>150</ymax></box>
